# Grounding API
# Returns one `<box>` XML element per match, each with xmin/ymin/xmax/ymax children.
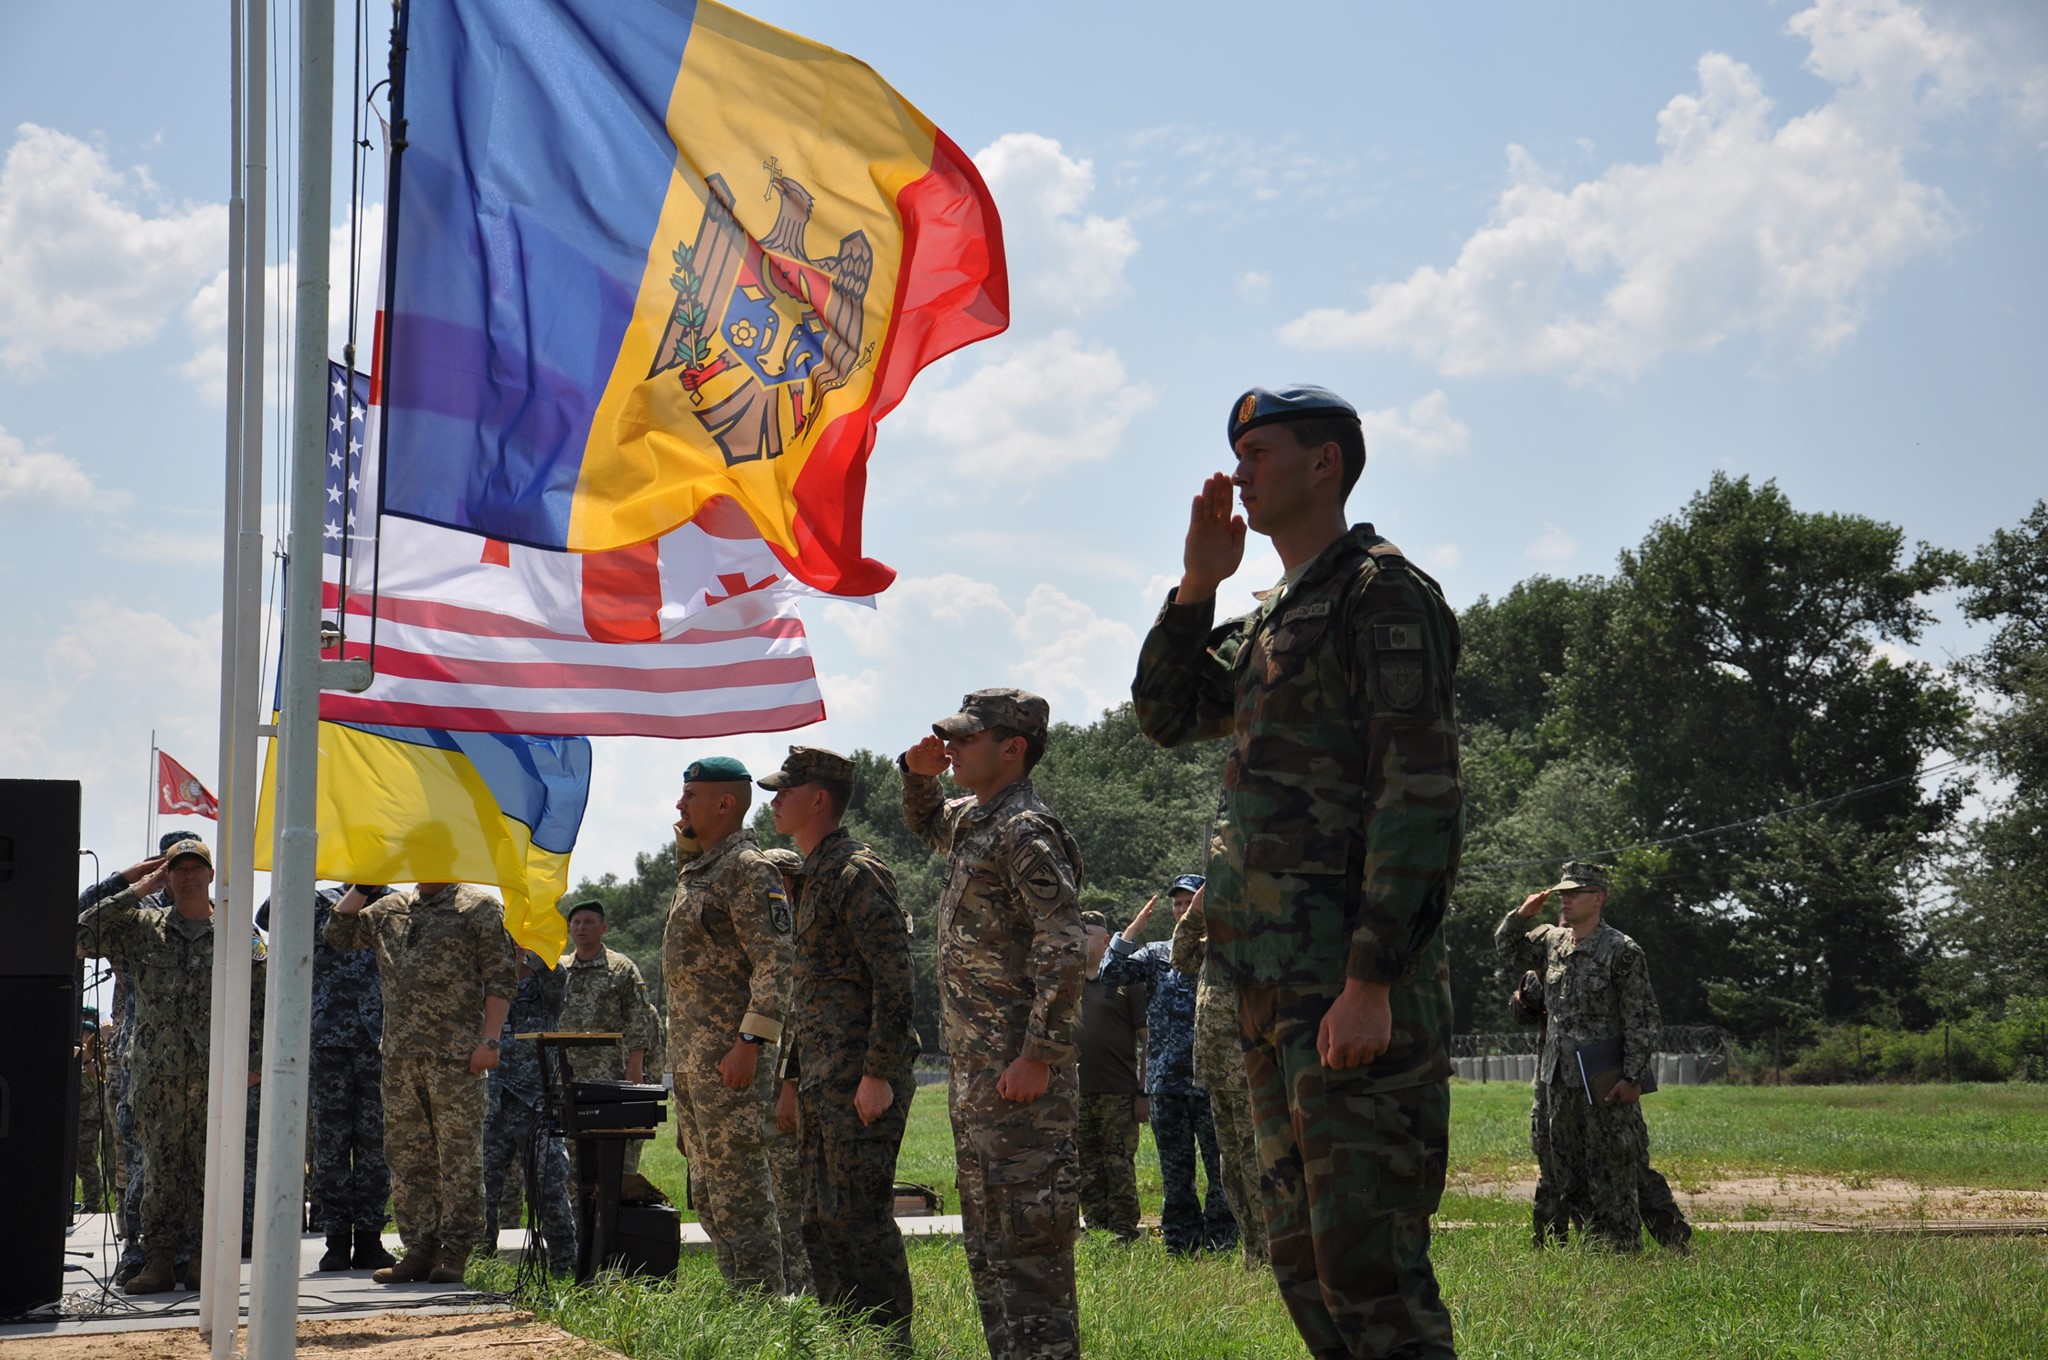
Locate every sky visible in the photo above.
<box><xmin>2</xmin><ymin>0</ymin><xmax>2043</xmax><ymax>911</ymax></box>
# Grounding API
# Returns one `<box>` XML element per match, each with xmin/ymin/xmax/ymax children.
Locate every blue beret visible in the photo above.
<box><xmin>1227</xmin><ymin>384</ymin><xmax>1358</xmax><ymax>446</ymax></box>
<box><xmin>1170</xmin><ymin>874</ymin><xmax>1206</xmax><ymax>894</ymax></box>
<box><xmin>684</xmin><ymin>755</ymin><xmax>752</xmax><ymax>783</ymax></box>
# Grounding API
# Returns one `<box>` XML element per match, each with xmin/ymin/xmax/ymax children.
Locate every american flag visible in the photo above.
<box><xmin>318</xmin><ymin>362</ymin><xmax>829</xmax><ymax>738</ymax></box>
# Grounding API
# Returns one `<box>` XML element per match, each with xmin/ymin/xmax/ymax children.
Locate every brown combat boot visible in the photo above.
<box><xmin>182</xmin><ymin>1249</ymin><xmax>201</xmax><ymax>1291</ymax></box>
<box><xmin>123</xmin><ymin>1250</ymin><xmax>176</xmax><ymax>1295</ymax></box>
<box><xmin>372</xmin><ymin>1242</ymin><xmax>438</xmax><ymax>1284</ymax></box>
<box><xmin>427</xmin><ymin>1244</ymin><xmax>471</xmax><ymax>1285</ymax></box>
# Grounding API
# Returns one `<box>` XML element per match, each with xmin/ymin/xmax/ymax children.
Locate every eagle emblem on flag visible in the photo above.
<box><xmin>649</xmin><ymin>162</ymin><xmax>875</xmax><ymax>468</ymax></box>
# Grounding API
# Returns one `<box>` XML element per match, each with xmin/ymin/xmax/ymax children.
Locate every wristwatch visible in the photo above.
<box><xmin>737</xmin><ymin>1033</ymin><xmax>765</xmax><ymax>1046</ymax></box>
<box><xmin>481</xmin><ymin>1037</ymin><xmax>501</xmax><ymax>1051</ymax></box>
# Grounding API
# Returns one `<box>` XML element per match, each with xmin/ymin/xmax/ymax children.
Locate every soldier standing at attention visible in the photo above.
<box><xmin>74</xmin><ymin>1008</ymin><xmax>107</xmax><ymax>1215</ymax></box>
<box><xmin>762</xmin><ymin>746</ymin><xmax>920</xmax><ymax>1350</ymax></box>
<box><xmin>483</xmin><ymin>945</ymin><xmax>578</xmax><ymax>1272</ymax></box>
<box><xmin>662</xmin><ymin>756</ymin><xmax>796</xmax><ymax>1293</ymax></box>
<box><xmin>1170</xmin><ymin>882</ymin><xmax>1271</xmax><ymax>1270</ymax></box>
<box><xmin>1074</xmin><ymin>911</ymin><xmax>1149</xmax><ymax>1244</ymax></box>
<box><xmin>758</xmin><ymin>846</ymin><xmax>816</xmax><ymax>1296</ymax></box>
<box><xmin>554</xmin><ymin>901</ymin><xmax>658</xmax><ymax>1176</ymax></box>
<box><xmin>327</xmin><ymin>877</ymin><xmax>517</xmax><ymax>1284</ymax></box>
<box><xmin>77</xmin><ymin>838</ymin><xmax>267</xmax><ymax>1295</ymax></box>
<box><xmin>258</xmin><ymin>884</ymin><xmax>397</xmax><ymax>1273</ymax></box>
<box><xmin>1495</xmin><ymin>862</ymin><xmax>1665</xmax><ymax>1252</ymax></box>
<box><xmin>1133</xmin><ymin>386</ymin><xmax>1465</xmax><ymax>1359</ymax></box>
<box><xmin>902</xmin><ymin>688</ymin><xmax>1087</xmax><ymax>1360</ymax></box>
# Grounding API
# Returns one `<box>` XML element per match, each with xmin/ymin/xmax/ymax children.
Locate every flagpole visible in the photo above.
<box><xmin>248</xmin><ymin>0</ymin><xmax>334</xmax><ymax>1349</ymax></box>
<box><xmin>146</xmin><ymin>730</ymin><xmax>157</xmax><ymax>854</ymax></box>
<box><xmin>199</xmin><ymin>0</ymin><xmax>266</xmax><ymax>1344</ymax></box>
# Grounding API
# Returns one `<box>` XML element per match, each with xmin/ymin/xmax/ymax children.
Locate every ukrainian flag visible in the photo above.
<box><xmin>255</xmin><ymin>721</ymin><xmax>592</xmax><ymax>959</ymax></box>
<box><xmin>379</xmin><ymin>0</ymin><xmax>1008</xmax><ymax>597</ymax></box>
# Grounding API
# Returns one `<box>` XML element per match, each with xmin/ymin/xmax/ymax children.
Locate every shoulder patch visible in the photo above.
<box><xmin>1012</xmin><ymin>835</ymin><xmax>1074</xmax><ymax>906</ymax></box>
<box><xmin>1373</xmin><ymin>622</ymin><xmax>1424</xmax><ymax>650</ymax></box>
<box><xmin>767</xmin><ymin>886</ymin><xmax>792</xmax><ymax>935</ymax></box>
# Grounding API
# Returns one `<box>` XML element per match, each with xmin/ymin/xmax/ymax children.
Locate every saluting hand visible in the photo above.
<box><xmin>903</xmin><ymin>735</ymin><xmax>949</xmax><ymax>778</ymax></box>
<box><xmin>119</xmin><ymin>855</ymin><xmax>168</xmax><ymax>885</ymax></box>
<box><xmin>1516</xmin><ymin>890</ymin><xmax>1551</xmax><ymax>918</ymax></box>
<box><xmin>1179</xmin><ymin>472</ymin><xmax>1246</xmax><ymax>603</ymax></box>
<box><xmin>131</xmin><ymin>863</ymin><xmax>171</xmax><ymax>898</ymax></box>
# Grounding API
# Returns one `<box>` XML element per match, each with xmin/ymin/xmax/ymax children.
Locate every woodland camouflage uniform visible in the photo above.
<box><xmin>664</xmin><ymin>823</ymin><xmax>795</xmax><ymax>1292</ymax></box>
<box><xmin>1495</xmin><ymin>864</ymin><xmax>1666</xmax><ymax>1252</ymax></box>
<box><xmin>904</xmin><ymin>689</ymin><xmax>1087</xmax><ymax>1360</ymax></box>
<box><xmin>767</xmin><ymin>746</ymin><xmax>922</xmax><ymax>1348</ymax></box>
<box><xmin>327</xmin><ymin>883</ymin><xmax>517</xmax><ymax>1267</ymax></box>
<box><xmin>1134</xmin><ymin>520</ymin><xmax>1465</xmax><ymax>1360</ymax></box>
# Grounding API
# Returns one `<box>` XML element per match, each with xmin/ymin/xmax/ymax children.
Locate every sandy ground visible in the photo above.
<box><xmin>0</xmin><ymin>1312</ymin><xmax>622</xmax><ymax>1360</ymax></box>
<box><xmin>1455</xmin><ymin>1172</ymin><xmax>2048</xmax><ymax>1222</ymax></box>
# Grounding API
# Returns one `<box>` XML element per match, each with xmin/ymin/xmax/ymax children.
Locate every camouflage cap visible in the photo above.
<box><xmin>1170</xmin><ymin>873</ymin><xmax>1206</xmax><ymax>894</ymax></box>
<box><xmin>163</xmin><ymin>837</ymin><xmax>213</xmax><ymax>868</ymax></box>
<box><xmin>932</xmin><ymin>687</ymin><xmax>1050</xmax><ymax>743</ymax></box>
<box><xmin>1079</xmin><ymin>909</ymin><xmax>1110</xmax><ymax>931</ymax></box>
<box><xmin>761</xmin><ymin>847</ymin><xmax>804</xmax><ymax>875</ymax></box>
<box><xmin>1548</xmin><ymin>860</ymin><xmax>1611</xmax><ymax>894</ymax></box>
<box><xmin>757</xmin><ymin>745</ymin><xmax>854</xmax><ymax>790</ymax></box>
<box><xmin>683</xmin><ymin>755</ymin><xmax>751</xmax><ymax>784</ymax></box>
<box><xmin>1227</xmin><ymin>384</ymin><xmax>1358</xmax><ymax>446</ymax></box>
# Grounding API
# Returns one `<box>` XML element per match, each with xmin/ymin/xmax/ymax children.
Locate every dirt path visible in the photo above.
<box><xmin>1456</xmin><ymin>1172</ymin><xmax>2048</xmax><ymax>1221</ymax></box>
<box><xmin>0</xmin><ymin>1311</ymin><xmax>623</xmax><ymax>1360</ymax></box>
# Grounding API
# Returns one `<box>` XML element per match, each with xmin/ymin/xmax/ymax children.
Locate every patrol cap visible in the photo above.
<box><xmin>932</xmin><ymin>688</ymin><xmax>1050</xmax><ymax>743</ymax></box>
<box><xmin>1227</xmin><ymin>384</ymin><xmax>1358</xmax><ymax>446</ymax></box>
<box><xmin>564</xmin><ymin>898</ymin><xmax>605</xmax><ymax>921</ymax></box>
<box><xmin>761</xmin><ymin>847</ymin><xmax>804</xmax><ymax>875</ymax></box>
<box><xmin>163</xmin><ymin>837</ymin><xmax>213</xmax><ymax>868</ymax></box>
<box><xmin>1169</xmin><ymin>873</ymin><xmax>1206</xmax><ymax>895</ymax></box>
<box><xmin>1079</xmin><ymin>909</ymin><xmax>1110</xmax><ymax>931</ymax></box>
<box><xmin>683</xmin><ymin>755</ymin><xmax>751</xmax><ymax>784</ymax></box>
<box><xmin>1548</xmin><ymin>861</ymin><xmax>1611</xmax><ymax>895</ymax></box>
<box><xmin>757</xmin><ymin>745</ymin><xmax>854</xmax><ymax>790</ymax></box>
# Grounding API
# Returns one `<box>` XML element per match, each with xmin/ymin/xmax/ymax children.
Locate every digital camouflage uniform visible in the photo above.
<box><xmin>1100</xmin><ymin>935</ymin><xmax>1236</xmax><ymax>1253</ymax></box>
<box><xmin>1172</xmin><ymin>893</ymin><xmax>1270</xmax><ymax>1269</ymax></box>
<box><xmin>1495</xmin><ymin>876</ymin><xmax>1665</xmax><ymax>1252</ymax></box>
<box><xmin>327</xmin><ymin>883</ymin><xmax>517</xmax><ymax>1265</ymax></box>
<box><xmin>556</xmin><ymin>944</ymin><xmax>658</xmax><ymax>1176</ymax></box>
<box><xmin>484</xmin><ymin>958</ymin><xmax>578</xmax><ymax>1269</ymax></box>
<box><xmin>76</xmin><ymin>882</ymin><xmax>267</xmax><ymax>1268</ymax></box>
<box><xmin>766</xmin><ymin>744</ymin><xmax>922</xmax><ymax>1347</ymax></box>
<box><xmin>663</xmin><ymin>824</ymin><xmax>796</xmax><ymax>1292</ymax></box>
<box><xmin>76</xmin><ymin>1022</ymin><xmax>108</xmax><ymax>1211</ymax></box>
<box><xmin>904</xmin><ymin>688</ymin><xmax>1087</xmax><ymax>1360</ymax></box>
<box><xmin>1074</xmin><ymin>964</ymin><xmax>1148</xmax><ymax>1242</ymax></box>
<box><xmin>79</xmin><ymin>875</ymin><xmax>155</xmax><ymax>1274</ymax></box>
<box><xmin>1134</xmin><ymin>519</ymin><xmax>1465</xmax><ymax>1360</ymax></box>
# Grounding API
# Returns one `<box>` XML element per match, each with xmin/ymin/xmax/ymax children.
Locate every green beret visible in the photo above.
<box><xmin>684</xmin><ymin>755</ymin><xmax>752</xmax><ymax>783</ymax></box>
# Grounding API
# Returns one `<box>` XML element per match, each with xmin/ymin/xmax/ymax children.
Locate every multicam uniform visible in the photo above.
<box><xmin>1134</xmin><ymin>523</ymin><xmax>1465</xmax><ymax>1360</ymax></box>
<box><xmin>1171</xmin><ymin>894</ymin><xmax>1270</xmax><ymax>1269</ymax></box>
<box><xmin>781</xmin><ymin>824</ymin><xmax>921</xmax><ymax>1347</ymax></box>
<box><xmin>1495</xmin><ymin>908</ymin><xmax>1664</xmax><ymax>1251</ymax></box>
<box><xmin>663</xmin><ymin>828</ymin><xmax>796</xmax><ymax>1292</ymax></box>
<box><xmin>903</xmin><ymin>766</ymin><xmax>1086</xmax><ymax>1360</ymax></box>
<box><xmin>326</xmin><ymin>884</ymin><xmax>517</xmax><ymax>1265</ymax></box>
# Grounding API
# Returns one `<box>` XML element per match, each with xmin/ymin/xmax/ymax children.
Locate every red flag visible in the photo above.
<box><xmin>157</xmin><ymin>751</ymin><xmax>219</xmax><ymax>820</ymax></box>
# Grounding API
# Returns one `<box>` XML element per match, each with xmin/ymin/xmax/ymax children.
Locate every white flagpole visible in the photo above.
<box><xmin>199</xmin><ymin>0</ymin><xmax>266</xmax><ymax>1344</ymax></box>
<box><xmin>249</xmin><ymin>0</ymin><xmax>334</xmax><ymax>1349</ymax></box>
<box><xmin>146</xmin><ymin>730</ymin><xmax>157</xmax><ymax>854</ymax></box>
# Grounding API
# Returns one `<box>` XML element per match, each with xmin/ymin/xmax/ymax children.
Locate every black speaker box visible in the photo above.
<box><xmin>608</xmin><ymin>1203</ymin><xmax>681</xmax><ymax>1278</ymax></box>
<box><xmin>0</xmin><ymin>779</ymin><xmax>83</xmax><ymax>979</ymax></box>
<box><xmin>0</xmin><ymin>975</ymin><xmax>81</xmax><ymax>1317</ymax></box>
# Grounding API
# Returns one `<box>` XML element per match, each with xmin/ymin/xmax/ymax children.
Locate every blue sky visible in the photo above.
<box><xmin>3</xmin><ymin>0</ymin><xmax>2043</xmax><ymax>895</ymax></box>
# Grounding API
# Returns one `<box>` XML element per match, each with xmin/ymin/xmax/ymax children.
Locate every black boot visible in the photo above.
<box><xmin>352</xmin><ymin>1225</ymin><xmax>397</xmax><ymax>1271</ymax></box>
<box><xmin>318</xmin><ymin>1229</ymin><xmax>353</xmax><ymax>1273</ymax></box>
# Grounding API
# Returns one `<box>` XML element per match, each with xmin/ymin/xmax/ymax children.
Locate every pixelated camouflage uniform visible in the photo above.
<box><xmin>1172</xmin><ymin>894</ymin><xmax>1270</xmax><ymax>1269</ymax></box>
<box><xmin>779</xmin><ymin>824</ymin><xmax>920</xmax><ymax>1343</ymax></box>
<box><xmin>1134</xmin><ymin>525</ymin><xmax>1464</xmax><ymax>1360</ymax></box>
<box><xmin>484</xmin><ymin>958</ymin><xmax>578</xmax><ymax>1268</ymax></box>
<box><xmin>556</xmin><ymin>945</ymin><xmax>658</xmax><ymax>1176</ymax></box>
<box><xmin>663</xmin><ymin>827</ymin><xmax>795</xmax><ymax>1292</ymax></box>
<box><xmin>1496</xmin><ymin>906</ymin><xmax>1665</xmax><ymax>1251</ymax></box>
<box><xmin>76</xmin><ymin>885</ymin><xmax>267</xmax><ymax>1263</ymax></box>
<box><xmin>904</xmin><ymin>767</ymin><xmax>1086</xmax><ymax>1360</ymax></box>
<box><xmin>79</xmin><ymin>875</ymin><xmax>152</xmax><ymax>1270</ymax></box>
<box><xmin>1100</xmin><ymin>935</ymin><xmax>1236</xmax><ymax>1253</ymax></box>
<box><xmin>327</xmin><ymin>883</ymin><xmax>517</xmax><ymax>1263</ymax></box>
<box><xmin>1075</xmin><ymin>967</ymin><xmax>1148</xmax><ymax>1242</ymax></box>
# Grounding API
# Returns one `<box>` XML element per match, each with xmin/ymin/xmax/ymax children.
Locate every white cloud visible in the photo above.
<box><xmin>1237</xmin><ymin>270</ymin><xmax>1273</xmax><ymax>304</ymax></box>
<box><xmin>0</xmin><ymin>424</ymin><xmax>97</xmax><ymax>506</ymax></box>
<box><xmin>1010</xmin><ymin>584</ymin><xmax>1140</xmax><ymax>718</ymax></box>
<box><xmin>1357</xmin><ymin>389</ymin><xmax>1470</xmax><ymax>462</ymax></box>
<box><xmin>904</xmin><ymin>330</ymin><xmax>1159</xmax><ymax>482</ymax></box>
<box><xmin>0</xmin><ymin>125</ymin><xmax>225</xmax><ymax>374</ymax></box>
<box><xmin>1420</xmin><ymin>542</ymin><xmax>1463</xmax><ymax>572</ymax></box>
<box><xmin>1525</xmin><ymin>525</ymin><xmax>1578</xmax><ymax>562</ymax></box>
<box><xmin>973</xmin><ymin>133</ymin><xmax>1137</xmax><ymax>322</ymax></box>
<box><xmin>817</xmin><ymin>668</ymin><xmax>885</xmax><ymax>722</ymax></box>
<box><xmin>1275</xmin><ymin>0</ymin><xmax>2047</xmax><ymax>378</ymax></box>
<box><xmin>109</xmin><ymin>529</ymin><xmax>224</xmax><ymax>565</ymax></box>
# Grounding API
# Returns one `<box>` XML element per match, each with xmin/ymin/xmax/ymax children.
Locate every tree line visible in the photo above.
<box><xmin>573</xmin><ymin>478</ymin><xmax>2048</xmax><ymax>1058</ymax></box>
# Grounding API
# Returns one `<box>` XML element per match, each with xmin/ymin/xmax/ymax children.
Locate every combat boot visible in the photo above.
<box><xmin>183</xmin><ymin>1249</ymin><xmax>201</xmax><ymax>1291</ymax></box>
<box><xmin>372</xmin><ymin>1242</ymin><xmax>438</xmax><ymax>1284</ymax></box>
<box><xmin>123</xmin><ymin>1250</ymin><xmax>176</xmax><ymax>1295</ymax></box>
<box><xmin>318</xmin><ymin>1228</ymin><xmax>353</xmax><ymax>1272</ymax></box>
<box><xmin>352</xmin><ymin>1225</ymin><xmax>396</xmax><ymax>1271</ymax></box>
<box><xmin>427</xmin><ymin>1244</ymin><xmax>471</xmax><ymax>1285</ymax></box>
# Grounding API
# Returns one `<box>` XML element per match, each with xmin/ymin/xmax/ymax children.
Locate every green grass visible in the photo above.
<box><xmin>515</xmin><ymin>1083</ymin><xmax>2048</xmax><ymax>1358</ymax></box>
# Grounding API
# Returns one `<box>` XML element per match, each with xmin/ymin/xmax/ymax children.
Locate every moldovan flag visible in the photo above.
<box><xmin>379</xmin><ymin>0</ymin><xmax>1007</xmax><ymax>596</ymax></box>
<box><xmin>157</xmin><ymin>750</ymin><xmax>219</xmax><ymax>819</ymax></box>
<box><xmin>253</xmin><ymin>723</ymin><xmax>591</xmax><ymax>959</ymax></box>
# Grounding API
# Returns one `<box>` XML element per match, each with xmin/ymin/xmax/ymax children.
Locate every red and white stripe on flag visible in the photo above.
<box><xmin>320</xmin><ymin>362</ymin><xmax>840</xmax><ymax>738</ymax></box>
<box><xmin>157</xmin><ymin>750</ymin><xmax>220</xmax><ymax>819</ymax></box>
